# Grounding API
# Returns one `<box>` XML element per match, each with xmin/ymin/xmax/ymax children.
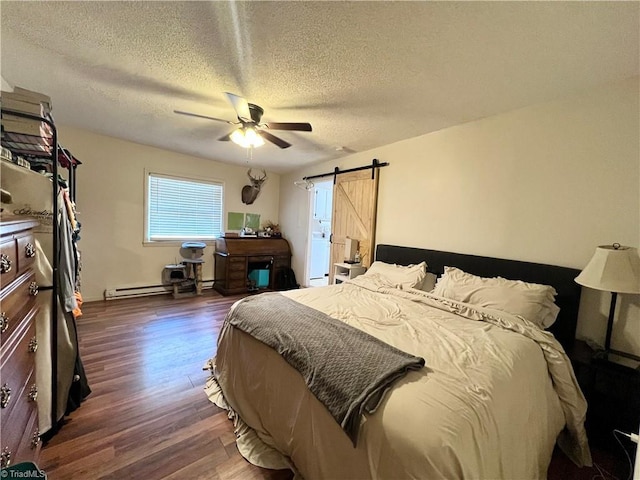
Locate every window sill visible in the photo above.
<box><xmin>143</xmin><ymin>240</ymin><xmax>217</xmax><ymax>248</ymax></box>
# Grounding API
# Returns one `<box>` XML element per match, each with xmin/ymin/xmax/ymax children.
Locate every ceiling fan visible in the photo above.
<box><xmin>174</xmin><ymin>92</ymin><xmax>312</xmax><ymax>149</ymax></box>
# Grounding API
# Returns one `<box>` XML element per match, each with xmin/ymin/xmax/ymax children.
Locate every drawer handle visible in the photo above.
<box><xmin>0</xmin><ymin>384</ymin><xmax>11</xmax><ymax>408</ymax></box>
<box><xmin>1</xmin><ymin>446</ymin><xmax>11</xmax><ymax>468</ymax></box>
<box><xmin>25</xmin><ymin>242</ymin><xmax>36</xmax><ymax>258</ymax></box>
<box><xmin>28</xmin><ymin>384</ymin><xmax>38</xmax><ymax>402</ymax></box>
<box><xmin>29</xmin><ymin>281</ymin><xmax>39</xmax><ymax>296</ymax></box>
<box><xmin>0</xmin><ymin>312</ymin><xmax>8</xmax><ymax>334</ymax></box>
<box><xmin>0</xmin><ymin>253</ymin><xmax>12</xmax><ymax>273</ymax></box>
<box><xmin>28</xmin><ymin>336</ymin><xmax>38</xmax><ymax>353</ymax></box>
<box><xmin>30</xmin><ymin>430</ymin><xmax>40</xmax><ymax>450</ymax></box>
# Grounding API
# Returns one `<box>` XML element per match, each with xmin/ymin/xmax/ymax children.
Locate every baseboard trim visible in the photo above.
<box><xmin>104</xmin><ymin>280</ymin><xmax>214</xmax><ymax>300</ymax></box>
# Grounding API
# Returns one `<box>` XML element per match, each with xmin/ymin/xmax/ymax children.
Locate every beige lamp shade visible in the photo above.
<box><xmin>575</xmin><ymin>244</ymin><xmax>640</xmax><ymax>294</ymax></box>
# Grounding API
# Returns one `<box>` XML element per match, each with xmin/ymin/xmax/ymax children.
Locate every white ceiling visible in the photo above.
<box><xmin>1</xmin><ymin>1</ymin><xmax>638</xmax><ymax>174</ymax></box>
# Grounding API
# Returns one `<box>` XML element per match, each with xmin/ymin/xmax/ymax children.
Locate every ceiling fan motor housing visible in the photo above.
<box><xmin>247</xmin><ymin>103</ymin><xmax>264</xmax><ymax>123</ymax></box>
<box><xmin>175</xmin><ymin>92</ymin><xmax>311</xmax><ymax>149</ymax></box>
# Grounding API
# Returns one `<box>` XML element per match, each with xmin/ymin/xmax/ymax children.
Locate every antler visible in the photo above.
<box><xmin>247</xmin><ymin>168</ymin><xmax>267</xmax><ymax>183</ymax></box>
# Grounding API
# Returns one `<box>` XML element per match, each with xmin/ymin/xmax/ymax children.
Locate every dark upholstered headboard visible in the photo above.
<box><xmin>375</xmin><ymin>244</ymin><xmax>582</xmax><ymax>351</ymax></box>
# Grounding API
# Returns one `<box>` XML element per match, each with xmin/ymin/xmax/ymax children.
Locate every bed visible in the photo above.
<box><xmin>205</xmin><ymin>244</ymin><xmax>592</xmax><ymax>479</ymax></box>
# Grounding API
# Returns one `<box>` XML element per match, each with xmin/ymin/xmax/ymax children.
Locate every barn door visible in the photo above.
<box><xmin>329</xmin><ymin>169</ymin><xmax>379</xmax><ymax>283</ymax></box>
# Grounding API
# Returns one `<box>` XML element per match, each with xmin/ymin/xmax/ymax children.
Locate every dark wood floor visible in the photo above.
<box><xmin>38</xmin><ymin>290</ymin><xmax>633</xmax><ymax>479</ymax></box>
<box><xmin>39</xmin><ymin>291</ymin><xmax>293</xmax><ymax>480</ymax></box>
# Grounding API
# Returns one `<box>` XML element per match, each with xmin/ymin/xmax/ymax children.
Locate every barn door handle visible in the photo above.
<box><xmin>329</xmin><ymin>234</ymin><xmax>333</xmax><ymax>244</ymax></box>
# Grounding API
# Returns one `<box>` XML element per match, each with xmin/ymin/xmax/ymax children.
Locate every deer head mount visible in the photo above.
<box><xmin>241</xmin><ymin>168</ymin><xmax>267</xmax><ymax>205</ymax></box>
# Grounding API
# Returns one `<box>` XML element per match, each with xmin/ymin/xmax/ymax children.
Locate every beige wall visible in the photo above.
<box><xmin>56</xmin><ymin>127</ymin><xmax>280</xmax><ymax>302</ymax></box>
<box><xmin>281</xmin><ymin>77</ymin><xmax>640</xmax><ymax>356</ymax></box>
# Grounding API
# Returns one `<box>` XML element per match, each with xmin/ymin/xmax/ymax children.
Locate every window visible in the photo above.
<box><xmin>146</xmin><ymin>172</ymin><xmax>224</xmax><ymax>242</ymax></box>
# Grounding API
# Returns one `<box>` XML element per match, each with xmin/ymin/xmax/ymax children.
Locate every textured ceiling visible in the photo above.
<box><xmin>1</xmin><ymin>1</ymin><xmax>638</xmax><ymax>174</ymax></box>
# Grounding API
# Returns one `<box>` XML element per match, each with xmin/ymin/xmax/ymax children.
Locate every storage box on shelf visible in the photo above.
<box><xmin>1</xmin><ymin>88</ymin><xmax>54</xmax><ymax>159</ymax></box>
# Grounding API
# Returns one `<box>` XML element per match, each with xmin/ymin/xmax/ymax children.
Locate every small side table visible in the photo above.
<box><xmin>333</xmin><ymin>262</ymin><xmax>366</xmax><ymax>284</ymax></box>
<box><xmin>569</xmin><ymin>340</ymin><xmax>640</xmax><ymax>451</ymax></box>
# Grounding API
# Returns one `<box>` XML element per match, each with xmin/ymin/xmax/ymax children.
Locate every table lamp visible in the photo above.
<box><xmin>575</xmin><ymin>243</ymin><xmax>640</xmax><ymax>361</ymax></box>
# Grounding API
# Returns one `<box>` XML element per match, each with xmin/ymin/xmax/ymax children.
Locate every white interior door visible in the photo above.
<box><xmin>306</xmin><ymin>180</ymin><xmax>333</xmax><ymax>284</ymax></box>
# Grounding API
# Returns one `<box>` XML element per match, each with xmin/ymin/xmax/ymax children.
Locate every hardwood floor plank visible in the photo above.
<box><xmin>37</xmin><ymin>289</ymin><xmax>627</xmax><ymax>480</ymax></box>
<box><xmin>39</xmin><ymin>291</ymin><xmax>293</xmax><ymax>480</ymax></box>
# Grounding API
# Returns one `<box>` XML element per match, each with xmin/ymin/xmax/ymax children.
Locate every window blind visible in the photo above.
<box><xmin>147</xmin><ymin>173</ymin><xmax>223</xmax><ymax>241</ymax></box>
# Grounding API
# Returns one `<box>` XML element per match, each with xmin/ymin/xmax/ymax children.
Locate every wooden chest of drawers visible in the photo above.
<box><xmin>214</xmin><ymin>237</ymin><xmax>292</xmax><ymax>295</ymax></box>
<box><xmin>0</xmin><ymin>218</ymin><xmax>41</xmax><ymax>469</ymax></box>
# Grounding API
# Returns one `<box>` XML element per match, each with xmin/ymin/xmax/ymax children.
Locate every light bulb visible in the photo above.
<box><xmin>230</xmin><ymin>127</ymin><xmax>265</xmax><ymax>148</ymax></box>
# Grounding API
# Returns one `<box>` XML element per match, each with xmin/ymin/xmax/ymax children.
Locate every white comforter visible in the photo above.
<box><xmin>206</xmin><ymin>275</ymin><xmax>591</xmax><ymax>479</ymax></box>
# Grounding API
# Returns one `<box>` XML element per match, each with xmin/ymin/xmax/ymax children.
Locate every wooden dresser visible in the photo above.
<box><xmin>214</xmin><ymin>237</ymin><xmax>292</xmax><ymax>295</ymax></box>
<box><xmin>0</xmin><ymin>218</ymin><xmax>41</xmax><ymax>469</ymax></box>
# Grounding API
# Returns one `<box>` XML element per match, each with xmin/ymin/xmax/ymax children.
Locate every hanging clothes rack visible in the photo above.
<box><xmin>1</xmin><ymin>107</ymin><xmax>86</xmax><ymax>436</ymax></box>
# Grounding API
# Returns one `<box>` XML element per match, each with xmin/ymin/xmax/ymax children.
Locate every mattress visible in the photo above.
<box><xmin>206</xmin><ymin>275</ymin><xmax>591</xmax><ymax>479</ymax></box>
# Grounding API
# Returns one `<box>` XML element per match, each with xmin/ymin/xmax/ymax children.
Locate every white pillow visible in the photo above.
<box><xmin>432</xmin><ymin>266</ymin><xmax>560</xmax><ymax>329</ymax></box>
<box><xmin>419</xmin><ymin>272</ymin><xmax>438</xmax><ymax>292</ymax></box>
<box><xmin>365</xmin><ymin>261</ymin><xmax>427</xmax><ymax>289</ymax></box>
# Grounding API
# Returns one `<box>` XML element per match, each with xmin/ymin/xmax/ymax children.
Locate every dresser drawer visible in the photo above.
<box><xmin>228</xmin><ymin>269</ymin><xmax>247</xmax><ymax>281</ymax></box>
<box><xmin>0</xmin><ymin>307</ymin><xmax>38</xmax><ymax>416</ymax></box>
<box><xmin>16</xmin><ymin>231</ymin><xmax>37</xmax><ymax>277</ymax></box>
<box><xmin>0</xmin><ymin>387</ymin><xmax>39</xmax><ymax>469</ymax></box>
<box><xmin>228</xmin><ymin>278</ymin><xmax>247</xmax><ymax>289</ymax></box>
<box><xmin>248</xmin><ymin>255</ymin><xmax>273</xmax><ymax>264</ymax></box>
<box><xmin>0</xmin><ymin>237</ymin><xmax>18</xmax><ymax>286</ymax></box>
<box><xmin>0</xmin><ymin>271</ymin><xmax>38</xmax><ymax>341</ymax></box>
<box><xmin>0</xmin><ymin>367</ymin><xmax>37</xmax><ymax>463</ymax></box>
<box><xmin>228</xmin><ymin>257</ymin><xmax>246</xmax><ymax>271</ymax></box>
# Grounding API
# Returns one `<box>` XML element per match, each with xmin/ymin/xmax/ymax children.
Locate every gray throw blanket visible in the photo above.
<box><xmin>226</xmin><ymin>292</ymin><xmax>425</xmax><ymax>444</ymax></box>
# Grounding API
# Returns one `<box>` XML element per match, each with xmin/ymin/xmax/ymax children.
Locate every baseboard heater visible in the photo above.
<box><xmin>104</xmin><ymin>280</ymin><xmax>214</xmax><ymax>300</ymax></box>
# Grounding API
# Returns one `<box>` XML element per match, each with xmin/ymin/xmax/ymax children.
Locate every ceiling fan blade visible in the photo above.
<box><xmin>174</xmin><ymin>110</ymin><xmax>234</xmax><ymax>124</ymax></box>
<box><xmin>258</xmin><ymin>130</ymin><xmax>291</xmax><ymax>149</ymax></box>
<box><xmin>266</xmin><ymin>122</ymin><xmax>312</xmax><ymax>132</ymax></box>
<box><xmin>224</xmin><ymin>92</ymin><xmax>252</xmax><ymax>122</ymax></box>
<box><xmin>218</xmin><ymin>132</ymin><xmax>232</xmax><ymax>141</ymax></box>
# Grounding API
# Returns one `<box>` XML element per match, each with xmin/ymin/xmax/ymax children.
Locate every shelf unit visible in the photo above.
<box><xmin>1</xmin><ymin>106</ymin><xmax>82</xmax><ymax>440</ymax></box>
<box><xmin>333</xmin><ymin>262</ymin><xmax>366</xmax><ymax>284</ymax></box>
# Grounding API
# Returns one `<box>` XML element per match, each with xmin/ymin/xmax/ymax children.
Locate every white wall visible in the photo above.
<box><xmin>1</xmin><ymin>76</ymin><xmax>13</xmax><ymax>91</ymax></box>
<box><xmin>56</xmin><ymin>127</ymin><xmax>280</xmax><ymax>301</ymax></box>
<box><xmin>281</xmin><ymin>77</ymin><xmax>640</xmax><ymax>356</ymax></box>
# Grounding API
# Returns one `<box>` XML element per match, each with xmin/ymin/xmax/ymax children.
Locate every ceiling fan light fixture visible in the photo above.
<box><xmin>230</xmin><ymin>127</ymin><xmax>265</xmax><ymax>148</ymax></box>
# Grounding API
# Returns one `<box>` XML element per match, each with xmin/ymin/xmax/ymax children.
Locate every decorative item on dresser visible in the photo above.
<box><xmin>213</xmin><ymin>236</ymin><xmax>292</xmax><ymax>295</ymax></box>
<box><xmin>0</xmin><ymin>218</ymin><xmax>41</xmax><ymax>469</ymax></box>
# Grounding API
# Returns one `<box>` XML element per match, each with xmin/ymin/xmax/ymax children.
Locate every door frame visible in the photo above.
<box><xmin>305</xmin><ymin>179</ymin><xmax>333</xmax><ymax>287</ymax></box>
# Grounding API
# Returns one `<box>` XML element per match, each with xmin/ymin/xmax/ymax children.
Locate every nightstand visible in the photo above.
<box><xmin>569</xmin><ymin>340</ymin><xmax>640</xmax><ymax>451</ymax></box>
<box><xmin>333</xmin><ymin>263</ymin><xmax>366</xmax><ymax>284</ymax></box>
